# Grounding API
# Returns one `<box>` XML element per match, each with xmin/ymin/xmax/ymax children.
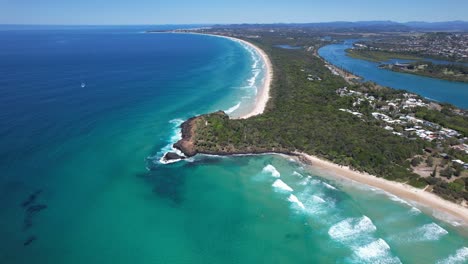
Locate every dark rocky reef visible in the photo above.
<box><xmin>23</xmin><ymin>235</ymin><xmax>37</xmax><ymax>246</ymax></box>
<box><xmin>162</xmin><ymin>152</ymin><xmax>185</xmax><ymax>162</ymax></box>
<box><xmin>21</xmin><ymin>190</ymin><xmax>42</xmax><ymax>208</ymax></box>
<box><xmin>173</xmin><ymin>115</ymin><xmax>203</xmax><ymax>157</ymax></box>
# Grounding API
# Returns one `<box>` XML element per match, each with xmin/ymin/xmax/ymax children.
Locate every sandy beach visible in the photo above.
<box><xmin>297</xmin><ymin>152</ymin><xmax>468</xmax><ymax>226</ymax></box>
<box><xmin>163</xmin><ymin>32</ymin><xmax>273</xmax><ymax>119</ymax></box>
<box><xmin>231</xmin><ymin>38</ymin><xmax>273</xmax><ymax>119</ymax></box>
<box><xmin>167</xmin><ymin>32</ymin><xmax>468</xmax><ymax>227</ymax></box>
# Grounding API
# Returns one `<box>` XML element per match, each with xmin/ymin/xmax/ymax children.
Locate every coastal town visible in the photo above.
<box><xmin>335</xmin><ymin>84</ymin><xmax>468</xmax><ymax>186</ymax></box>
<box><xmin>353</xmin><ymin>32</ymin><xmax>468</xmax><ymax>62</ymax></box>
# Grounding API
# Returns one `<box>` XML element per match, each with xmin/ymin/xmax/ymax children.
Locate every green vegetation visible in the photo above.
<box><xmin>180</xmin><ymin>33</ymin><xmax>467</xmax><ymax>203</ymax></box>
<box><xmin>389</xmin><ymin>62</ymin><xmax>468</xmax><ymax>83</ymax></box>
<box><xmin>191</xmin><ymin>40</ymin><xmax>427</xmax><ymax>182</ymax></box>
<box><xmin>346</xmin><ymin>49</ymin><xmax>422</xmax><ymax>62</ymax></box>
<box><xmin>414</xmin><ymin>106</ymin><xmax>468</xmax><ymax>136</ymax></box>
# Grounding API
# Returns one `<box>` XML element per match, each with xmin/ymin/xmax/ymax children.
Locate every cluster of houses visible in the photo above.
<box><xmin>354</xmin><ymin>33</ymin><xmax>468</xmax><ymax>62</ymax></box>
<box><xmin>336</xmin><ymin>87</ymin><xmax>464</xmax><ymax>143</ymax></box>
<box><xmin>300</xmin><ymin>69</ymin><xmax>322</xmax><ymax>81</ymax></box>
<box><xmin>325</xmin><ymin>64</ymin><xmax>340</xmax><ymax>76</ymax></box>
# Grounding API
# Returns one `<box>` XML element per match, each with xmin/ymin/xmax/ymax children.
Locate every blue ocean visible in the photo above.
<box><xmin>0</xmin><ymin>27</ymin><xmax>466</xmax><ymax>263</ymax></box>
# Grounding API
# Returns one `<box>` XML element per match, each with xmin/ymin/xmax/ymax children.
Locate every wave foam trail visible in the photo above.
<box><xmin>437</xmin><ymin>247</ymin><xmax>468</xmax><ymax>264</ymax></box>
<box><xmin>225</xmin><ymin>102</ymin><xmax>241</xmax><ymax>114</ymax></box>
<box><xmin>312</xmin><ymin>195</ymin><xmax>326</xmax><ymax>203</ymax></box>
<box><xmin>323</xmin><ymin>182</ymin><xmax>337</xmax><ymax>190</ymax></box>
<box><xmin>272</xmin><ymin>179</ymin><xmax>293</xmax><ymax>192</ymax></box>
<box><xmin>157</xmin><ymin>119</ymin><xmax>186</xmax><ymax>164</ymax></box>
<box><xmin>328</xmin><ymin>216</ymin><xmax>377</xmax><ymax>242</ymax></box>
<box><xmin>395</xmin><ymin>223</ymin><xmax>448</xmax><ymax>243</ymax></box>
<box><xmin>409</xmin><ymin>207</ymin><xmax>421</xmax><ymax>215</ymax></box>
<box><xmin>262</xmin><ymin>164</ymin><xmax>280</xmax><ymax>177</ymax></box>
<box><xmin>292</xmin><ymin>171</ymin><xmax>303</xmax><ymax>178</ymax></box>
<box><xmin>354</xmin><ymin>239</ymin><xmax>401</xmax><ymax>264</ymax></box>
<box><xmin>288</xmin><ymin>194</ymin><xmax>305</xmax><ymax>209</ymax></box>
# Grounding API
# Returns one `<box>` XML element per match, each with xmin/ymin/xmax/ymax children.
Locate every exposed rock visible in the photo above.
<box><xmin>163</xmin><ymin>152</ymin><xmax>185</xmax><ymax>161</ymax></box>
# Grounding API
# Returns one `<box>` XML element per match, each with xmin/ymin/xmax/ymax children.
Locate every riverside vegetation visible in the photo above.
<box><xmin>174</xmin><ymin>30</ymin><xmax>468</xmax><ymax>204</ymax></box>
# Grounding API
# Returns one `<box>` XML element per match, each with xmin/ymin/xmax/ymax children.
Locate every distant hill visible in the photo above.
<box><xmin>212</xmin><ymin>21</ymin><xmax>468</xmax><ymax>32</ymax></box>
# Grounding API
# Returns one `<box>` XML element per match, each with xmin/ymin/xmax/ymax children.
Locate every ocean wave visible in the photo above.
<box><xmin>354</xmin><ymin>239</ymin><xmax>401</xmax><ymax>264</ymax></box>
<box><xmin>323</xmin><ymin>182</ymin><xmax>337</xmax><ymax>190</ymax></box>
<box><xmin>155</xmin><ymin>118</ymin><xmax>186</xmax><ymax>164</ymax></box>
<box><xmin>393</xmin><ymin>223</ymin><xmax>448</xmax><ymax>243</ymax></box>
<box><xmin>262</xmin><ymin>164</ymin><xmax>280</xmax><ymax>177</ymax></box>
<box><xmin>328</xmin><ymin>216</ymin><xmax>377</xmax><ymax>242</ymax></box>
<box><xmin>288</xmin><ymin>194</ymin><xmax>305</xmax><ymax>209</ymax></box>
<box><xmin>272</xmin><ymin>179</ymin><xmax>293</xmax><ymax>192</ymax></box>
<box><xmin>437</xmin><ymin>247</ymin><xmax>468</xmax><ymax>264</ymax></box>
<box><xmin>409</xmin><ymin>207</ymin><xmax>422</xmax><ymax>215</ymax></box>
<box><xmin>225</xmin><ymin>102</ymin><xmax>241</xmax><ymax>114</ymax></box>
<box><xmin>386</xmin><ymin>193</ymin><xmax>412</xmax><ymax>207</ymax></box>
<box><xmin>312</xmin><ymin>195</ymin><xmax>326</xmax><ymax>203</ymax></box>
<box><xmin>292</xmin><ymin>171</ymin><xmax>303</xmax><ymax>178</ymax></box>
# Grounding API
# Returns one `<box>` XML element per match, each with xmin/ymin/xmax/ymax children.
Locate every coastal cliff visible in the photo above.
<box><xmin>174</xmin><ymin>111</ymin><xmax>292</xmax><ymax>157</ymax></box>
<box><xmin>168</xmin><ymin>31</ymin><xmax>468</xmax><ymax>222</ymax></box>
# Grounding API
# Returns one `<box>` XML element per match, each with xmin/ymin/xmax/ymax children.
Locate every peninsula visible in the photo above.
<box><xmin>165</xmin><ymin>27</ymin><xmax>468</xmax><ymax>224</ymax></box>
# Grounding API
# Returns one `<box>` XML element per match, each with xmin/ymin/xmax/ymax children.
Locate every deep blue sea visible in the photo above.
<box><xmin>318</xmin><ymin>40</ymin><xmax>468</xmax><ymax>109</ymax></box>
<box><xmin>0</xmin><ymin>27</ymin><xmax>467</xmax><ymax>263</ymax></box>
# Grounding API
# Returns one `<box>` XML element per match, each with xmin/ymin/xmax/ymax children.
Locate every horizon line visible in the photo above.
<box><xmin>1</xmin><ymin>20</ymin><xmax>468</xmax><ymax>27</ymax></box>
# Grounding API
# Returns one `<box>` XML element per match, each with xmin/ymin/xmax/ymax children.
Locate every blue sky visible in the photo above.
<box><xmin>1</xmin><ymin>0</ymin><xmax>467</xmax><ymax>25</ymax></box>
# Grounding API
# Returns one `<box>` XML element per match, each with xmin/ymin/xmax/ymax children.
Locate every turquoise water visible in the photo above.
<box><xmin>0</xmin><ymin>28</ymin><xmax>466</xmax><ymax>263</ymax></box>
<box><xmin>318</xmin><ymin>40</ymin><xmax>468</xmax><ymax>109</ymax></box>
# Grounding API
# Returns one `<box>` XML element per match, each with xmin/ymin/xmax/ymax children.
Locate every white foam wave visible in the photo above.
<box><xmin>272</xmin><ymin>179</ymin><xmax>293</xmax><ymax>192</ymax></box>
<box><xmin>157</xmin><ymin>119</ymin><xmax>186</xmax><ymax>164</ymax></box>
<box><xmin>437</xmin><ymin>247</ymin><xmax>468</xmax><ymax>264</ymax></box>
<box><xmin>396</xmin><ymin>223</ymin><xmax>448</xmax><ymax>243</ymax></box>
<box><xmin>225</xmin><ymin>102</ymin><xmax>241</xmax><ymax>114</ymax></box>
<box><xmin>312</xmin><ymin>195</ymin><xmax>326</xmax><ymax>203</ymax></box>
<box><xmin>323</xmin><ymin>182</ymin><xmax>337</xmax><ymax>190</ymax></box>
<box><xmin>288</xmin><ymin>194</ymin><xmax>305</xmax><ymax>209</ymax></box>
<box><xmin>387</xmin><ymin>193</ymin><xmax>412</xmax><ymax>207</ymax></box>
<box><xmin>409</xmin><ymin>207</ymin><xmax>421</xmax><ymax>215</ymax></box>
<box><xmin>328</xmin><ymin>216</ymin><xmax>377</xmax><ymax>242</ymax></box>
<box><xmin>354</xmin><ymin>239</ymin><xmax>401</xmax><ymax>264</ymax></box>
<box><xmin>262</xmin><ymin>164</ymin><xmax>280</xmax><ymax>177</ymax></box>
<box><xmin>292</xmin><ymin>171</ymin><xmax>303</xmax><ymax>178</ymax></box>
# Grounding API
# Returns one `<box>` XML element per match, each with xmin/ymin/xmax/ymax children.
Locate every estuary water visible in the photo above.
<box><xmin>0</xmin><ymin>27</ymin><xmax>466</xmax><ymax>263</ymax></box>
<box><xmin>318</xmin><ymin>40</ymin><xmax>468</xmax><ymax>109</ymax></box>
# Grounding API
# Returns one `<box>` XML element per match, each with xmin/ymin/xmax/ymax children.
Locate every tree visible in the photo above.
<box><xmin>411</xmin><ymin>157</ymin><xmax>422</xmax><ymax>167</ymax></box>
<box><xmin>439</xmin><ymin>166</ymin><xmax>453</xmax><ymax>179</ymax></box>
<box><xmin>426</xmin><ymin>156</ymin><xmax>434</xmax><ymax>167</ymax></box>
<box><xmin>431</xmin><ymin>165</ymin><xmax>437</xmax><ymax>177</ymax></box>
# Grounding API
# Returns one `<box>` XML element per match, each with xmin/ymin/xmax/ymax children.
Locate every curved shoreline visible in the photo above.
<box><xmin>156</xmin><ymin>31</ymin><xmax>273</xmax><ymax>118</ymax></box>
<box><xmin>184</xmin><ymin>33</ymin><xmax>273</xmax><ymax>119</ymax></box>
<box><xmin>167</xmin><ymin>32</ymin><xmax>468</xmax><ymax>227</ymax></box>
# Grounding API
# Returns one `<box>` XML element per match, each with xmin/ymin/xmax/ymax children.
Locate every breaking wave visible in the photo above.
<box><xmin>153</xmin><ymin>119</ymin><xmax>186</xmax><ymax>164</ymax></box>
<box><xmin>393</xmin><ymin>223</ymin><xmax>448</xmax><ymax>243</ymax></box>
<box><xmin>225</xmin><ymin>102</ymin><xmax>241</xmax><ymax>114</ymax></box>
<box><xmin>437</xmin><ymin>247</ymin><xmax>468</xmax><ymax>264</ymax></box>
<box><xmin>262</xmin><ymin>164</ymin><xmax>280</xmax><ymax>177</ymax></box>
<box><xmin>328</xmin><ymin>216</ymin><xmax>377</xmax><ymax>242</ymax></box>
<box><xmin>353</xmin><ymin>239</ymin><xmax>401</xmax><ymax>264</ymax></box>
<box><xmin>272</xmin><ymin>179</ymin><xmax>293</xmax><ymax>192</ymax></box>
<box><xmin>323</xmin><ymin>182</ymin><xmax>337</xmax><ymax>190</ymax></box>
<box><xmin>288</xmin><ymin>194</ymin><xmax>305</xmax><ymax>209</ymax></box>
